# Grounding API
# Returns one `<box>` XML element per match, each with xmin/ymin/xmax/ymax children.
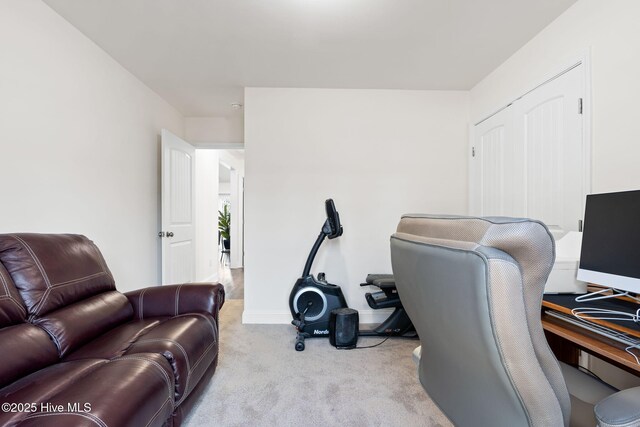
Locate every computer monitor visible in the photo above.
<box><xmin>577</xmin><ymin>190</ymin><xmax>640</xmax><ymax>294</ymax></box>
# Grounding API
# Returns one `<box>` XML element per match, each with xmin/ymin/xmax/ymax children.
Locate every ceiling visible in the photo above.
<box><xmin>43</xmin><ymin>0</ymin><xmax>577</xmax><ymax>117</ymax></box>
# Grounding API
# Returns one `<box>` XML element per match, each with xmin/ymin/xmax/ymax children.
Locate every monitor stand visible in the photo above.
<box><xmin>575</xmin><ymin>287</ymin><xmax>640</xmax><ymax>303</ymax></box>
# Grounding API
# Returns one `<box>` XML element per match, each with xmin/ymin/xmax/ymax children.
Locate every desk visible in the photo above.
<box><xmin>542</xmin><ymin>293</ymin><xmax>640</xmax><ymax>375</ymax></box>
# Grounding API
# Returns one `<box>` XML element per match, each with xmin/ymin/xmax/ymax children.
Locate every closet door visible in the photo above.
<box><xmin>471</xmin><ymin>63</ymin><xmax>587</xmax><ymax>239</ymax></box>
<box><xmin>515</xmin><ymin>65</ymin><xmax>585</xmax><ymax>239</ymax></box>
<box><xmin>470</xmin><ymin>105</ymin><xmax>524</xmax><ymax>217</ymax></box>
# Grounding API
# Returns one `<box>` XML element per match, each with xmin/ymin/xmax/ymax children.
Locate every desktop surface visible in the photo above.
<box><xmin>542</xmin><ymin>293</ymin><xmax>640</xmax><ymax>373</ymax></box>
<box><xmin>543</xmin><ymin>294</ymin><xmax>640</xmax><ymax>336</ymax></box>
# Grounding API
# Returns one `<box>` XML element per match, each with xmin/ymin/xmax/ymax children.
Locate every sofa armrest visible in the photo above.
<box><xmin>125</xmin><ymin>283</ymin><xmax>225</xmax><ymax>321</ymax></box>
<box><xmin>595</xmin><ymin>386</ymin><xmax>640</xmax><ymax>427</ymax></box>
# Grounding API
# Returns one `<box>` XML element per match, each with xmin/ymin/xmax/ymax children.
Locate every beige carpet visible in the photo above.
<box><xmin>183</xmin><ymin>300</ymin><xmax>451</xmax><ymax>427</ymax></box>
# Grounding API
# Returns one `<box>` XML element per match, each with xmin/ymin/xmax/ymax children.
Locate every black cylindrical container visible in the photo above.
<box><xmin>329</xmin><ymin>308</ymin><xmax>359</xmax><ymax>349</ymax></box>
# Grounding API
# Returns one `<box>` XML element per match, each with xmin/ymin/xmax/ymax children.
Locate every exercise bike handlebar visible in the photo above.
<box><xmin>301</xmin><ymin>199</ymin><xmax>343</xmax><ymax>277</ymax></box>
<box><xmin>325</xmin><ymin>199</ymin><xmax>343</xmax><ymax>239</ymax></box>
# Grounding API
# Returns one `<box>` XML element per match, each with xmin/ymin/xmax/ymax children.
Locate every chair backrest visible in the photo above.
<box><xmin>391</xmin><ymin>215</ymin><xmax>570</xmax><ymax>427</ymax></box>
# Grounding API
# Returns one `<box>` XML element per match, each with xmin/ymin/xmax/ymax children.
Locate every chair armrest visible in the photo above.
<box><xmin>595</xmin><ymin>386</ymin><xmax>640</xmax><ymax>427</ymax></box>
<box><xmin>125</xmin><ymin>283</ymin><xmax>225</xmax><ymax>321</ymax></box>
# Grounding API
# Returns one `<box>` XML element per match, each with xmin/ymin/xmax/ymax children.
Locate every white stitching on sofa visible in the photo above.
<box><xmin>0</xmin><ymin>269</ymin><xmax>11</xmax><ymax>295</ymax></box>
<box><xmin>0</xmin><ymin>295</ymin><xmax>28</xmax><ymax>317</ymax></box>
<box><xmin>0</xmin><ymin>273</ymin><xmax>28</xmax><ymax>318</ymax></box>
<box><xmin>176</xmin><ymin>341</ymin><xmax>217</xmax><ymax>406</ymax></box>
<box><xmin>175</xmin><ymin>285</ymin><xmax>183</xmax><ymax>316</ymax></box>
<box><xmin>139</xmin><ymin>288</ymin><xmax>148</xmax><ymax>320</ymax></box>
<box><xmin>115</xmin><ymin>356</ymin><xmax>175</xmax><ymax>406</ymax></box>
<box><xmin>189</xmin><ymin>341</ymin><xmax>216</xmax><ymax>376</ymax></box>
<box><xmin>11</xmin><ymin>235</ymin><xmax>53</xmax><ymax>288</ymax></box>
<box><xmin>23</xmin><ymin>412</ymin><xmax>107</xmax><ymax>427</ymax></box>
<box><xmin>50</xmin><ymin>271</ymin><xmax>106</xmax><ymax>288</ymax></box>
<box><xmin>33</xmin><ymin>287</ymin><xmax>52</xmax><ymax>317</ymax></box>
<box><xmin>173</xmin><ymin>313</ymin><xmax>217</xmax><ymax>340</ymax></box>
<box><xmin>11</xmin><ymin>235</ymin><xmax>53</xmax><ymax>316</ymax></box>
<box><xmin>10</xmin><ymin>237</ymin><xmax>114</xmax><ymax>317</ymax></box>
<box><xmin>10</xmin><ymin>238</ymin><xmax>109</xmax><ymax>317</ymax></box>
<box><xmin>145</xmin><ymin>398</ymin><xmax>173</xmax><ymax>427</ymax></box>
<box><xmin>34</xmin><ymin>273</ymin><xmax>112</xmax><ymax>316</ymax></box>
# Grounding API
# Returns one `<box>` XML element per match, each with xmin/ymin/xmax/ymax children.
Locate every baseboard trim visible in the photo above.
<box><xmin>242</xmin><ymin>311</ymin><xmax>291</xmax><ymax>324</ymax></box>
<box><xmin>241</xmin><ymin>308</ymin><xmax>394</xmax><ymax>325</ymax></box>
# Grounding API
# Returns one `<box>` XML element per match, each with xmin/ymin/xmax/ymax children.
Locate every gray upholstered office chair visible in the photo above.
<box><xmin>390</xmin><ymin>215</ymin><xmax>640</xmax><ymax>427</ymax></box>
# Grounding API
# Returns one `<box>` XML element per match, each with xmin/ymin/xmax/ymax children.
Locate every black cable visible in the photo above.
<box><xmin>576</xmin><ymin>364</ymin><xmax>605</xmax><ymax>382</ymax></box>
<box><xmin>354</xmin><ymin>337</ymin><xmax>390</xmax><ymax>349</ymax></box>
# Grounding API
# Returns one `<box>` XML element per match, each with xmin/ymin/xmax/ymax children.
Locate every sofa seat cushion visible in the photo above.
<box><xmin>1</xmin><ymin>354</ymin><xmax>174</xmax><ymax>427</ymax></box>
<box><xmin>64</xmin><ymin>313</ymin><xmax>219</xmax><ymax>405</ymax></box>
<box><xmin>0</xmin><ymin>324</ymin><xmax>59</xmax><ymax>388</ymax></box>
<box><xmin>64</xmin><ymin>318</ymin><xmax>165</xmax><ymax>361</ymax></box>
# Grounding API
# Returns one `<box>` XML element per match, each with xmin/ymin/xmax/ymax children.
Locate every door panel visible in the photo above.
<box><xmin>161</xmin><ymin>129</ymin><xmax>196</xmax><ymax>284</ymax></box>
<box><xmin>516</xmin><ymin>65</ymin><xmax>584</xmax><ymax>239</ymax></box>
<box><xmin>470</xmin><ymin>105</ymin><xmax>523</xmax><ymax>217</ymax></box>
<box><xmin>480</xmin><ymin>125</ymin><xmax>505</xmax><ymax>215</ymax></box>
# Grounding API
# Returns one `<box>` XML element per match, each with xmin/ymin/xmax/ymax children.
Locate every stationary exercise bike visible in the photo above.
<box><xmin>289</xmin><ymin>199</ymin><xmax>416</xmax><ymax>351</ymax></box>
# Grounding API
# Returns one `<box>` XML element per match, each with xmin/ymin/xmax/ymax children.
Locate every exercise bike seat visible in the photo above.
<box><xmin>362</xmin><ymin>274</ymin><xmax>397</xmax><ymax>292</ymax></box>
<box><xmin>364</xmin><ymin>273</ymin><xmax>394</xmax><ymax>285</ymax></box>
<box><xmin>361</xmin><ymin>274</ymin><xmax>403</xmax><ymax>309</ymax></box>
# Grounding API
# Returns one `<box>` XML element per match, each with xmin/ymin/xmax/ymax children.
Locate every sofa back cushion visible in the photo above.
<box><xmin>34</xmin><ymin>291</ymin><xmax>134</xmax><ymax>357</ymax></box>
<box><xmin>0</xmin><ymin>262</ymin><xmax>28</xmax><ymax>327</ymax></box>
<box><xmin>0</xmin><ymin>261</ymin><xmax>59</xmax><ymax>388</ymax></box>
<box><xmin>0</xmin><ymin>234</ymin><xmax>116</xmax><ymax>317</ymax></box>
<box><xmin>0</xmin><ymin>234</ymin><xmax>137</xmax><ymax>357</ymax></box>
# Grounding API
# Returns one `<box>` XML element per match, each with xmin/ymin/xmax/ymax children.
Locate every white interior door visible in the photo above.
<box><xmin>161</xmin><ymin>129</ymin><xmax>196</xmax><ymax>284</ymax></box>
<box><xmin>516</xmin><ymin>65</ymin><xmax>585</xmax><ymax>239</ymax></box>
<box><xmin>470</xmin><ymin>105</ymin><xmax>524</xmax><ymax>217</ymax></box>
<box><xmin>470</xmin><ymin>63</ymin><xmax>587</xmax><ymax>239</ymax></box>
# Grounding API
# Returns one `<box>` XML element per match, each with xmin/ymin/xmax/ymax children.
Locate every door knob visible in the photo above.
<box><xmin>167</xmin><ymin>232</ymin><xmax>174</xmax><ymax>237</ymax></box>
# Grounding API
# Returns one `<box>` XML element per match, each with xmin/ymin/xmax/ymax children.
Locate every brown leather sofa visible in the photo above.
<box><xmin>0</xmin><ymin>233</ymin><xmax>225</xmax><ymax>427</ymax></box>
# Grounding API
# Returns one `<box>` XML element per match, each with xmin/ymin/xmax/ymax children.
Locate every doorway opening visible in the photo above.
<box><xmin>196</xmin><ymin>148</ymin><xmax>244</xmax><ymax>299</ymax></box>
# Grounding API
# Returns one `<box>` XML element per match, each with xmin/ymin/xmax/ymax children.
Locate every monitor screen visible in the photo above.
<box><xmin>577</xmin><ymin>190</ymin><xmax>640</xmax><ymax>293</ymax></box>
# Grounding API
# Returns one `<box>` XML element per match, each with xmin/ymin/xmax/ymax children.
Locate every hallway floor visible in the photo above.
<box><xmin>218</xmin><ymin>263</ymin><xmax>243</xmax><ymax>299</ymax></box>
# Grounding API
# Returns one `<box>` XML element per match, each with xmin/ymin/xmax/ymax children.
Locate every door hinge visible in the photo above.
<box><xmin>578</xmin><ymin>98</ymin><xmax>583</xmax><ymax>115</ymax></box>
<box><xmin>472</xmin><ymin>146</ymin><xmax>476</xmax><ymax>157</ymax></box>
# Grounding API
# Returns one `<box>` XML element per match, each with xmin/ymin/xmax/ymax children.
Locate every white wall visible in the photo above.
<box><xmin>0</xmin><ymin>0</ymin><xmax>184</xmax><ymax>292</ymax></box>
<box><xmin>219</xmin><ymin>182</ymin><xmax>231</xmax><ymax>195</ymax></box>
<box><xmin>243</xmin><ymin>88</ymin><xmax>469</xmax><ymax>323</ymax></box>
<box><xmin>185</xmin><ymin>116</ymin><xmax>244</xmax><ymax>144</ymax></box>
<box><xmin>195</xmin><ymin>150</ymin><xmax>219</xmax><ymax>282</ymax></box>
<box><xmin>470</xmin><ymin>0</ymin><xmax>640</xmax><ymax>194</ymax></box>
